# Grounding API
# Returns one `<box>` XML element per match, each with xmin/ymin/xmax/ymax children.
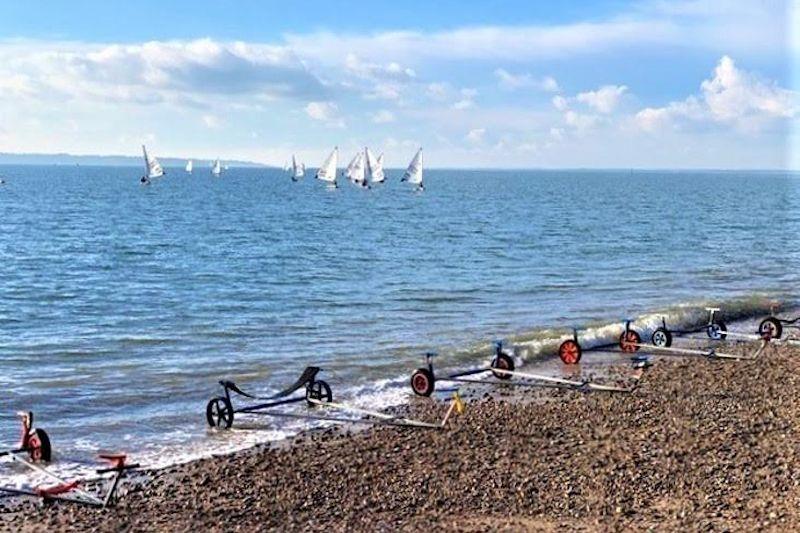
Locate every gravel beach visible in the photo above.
<box><xmin>3</xmin><ymin>338</ymin><xmax>799</xmax><ymax>532</ymax></box>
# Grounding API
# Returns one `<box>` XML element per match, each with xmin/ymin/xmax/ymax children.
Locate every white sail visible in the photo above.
<box><xmin>211</xmin><ymin>159</ymin><xmax>222</xmax><ymax>177</ymax></box>
<box><xmin>344</xmin><ymin>152</ymin><xmax>360</xmax><ymax>180</ymax></box>
<box><xmin>365</xmin><ymin>148</ymin><xmax>385</xmax><ymax>183</ymax></box>
<box><xmin>142</xmin><ymin>145</ymin><xmax>164</xmax><ymax>179</ymax></box>
<box><xmin>185</xmin><ymin>160</ymin><xmax>193</xmax><ymax>173</ymax></box>
<box><xmin>315</xmin><ymin>147</ymin><xmax>338</xmax><ymax>184</ymax></box>
<box><xmin>401</xmin><ymin>148</ymin><xmax>423</xmax><ymax>186</ymax></box>
<box><xmin>291</xmin><ymin>154</ymin><xmax>305</xmax><ymax>179</ymax></box>
<box><xmin>350</xmin><ymin>152</ymin><xmax>366</xmax><ymax>184</ymax></box>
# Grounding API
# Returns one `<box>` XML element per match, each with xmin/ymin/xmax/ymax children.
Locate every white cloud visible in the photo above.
<box><xmin>364</xmin><ymin>83</ymin><xmax>401</xmax><ymax>101</ymax></box>
<box><xmin>0</xmin><ymin>38</ymin><xmax>327</xmax><ymax>107</ymax></box>
<box><xmin>344</xmin><ymin>53</ymin><xmax>416</xmax><ymax>82</ymax></box>
<box><xmin>304</xmin><ymin>101</ymin><xmax>344</xmax><ymax>127</ymax></box>
<box><xmin>452</xmin><ymin>88</ymin><xmax>477</xmax><ymax>110</ymax></box>
<box><xmin>552</xmin><ymin>95</ymin><xmax>569</xmax><ymax>111</ymax></box>
<box><xmin>372</xmin><ymin>110</ymin><xmax>395</xmax><ymax>123</ymax></box>
<box><xmin>576</xmin><ymin>85</ymin><xmax>628</xmax><ymax>113</ymax></box>
<box><xmin>426</xmin><ymin>82</ymin><xmax>450</xmax><ymax>101</ymax></box>
<box><xmin>285</xmin><ymin>1</ymin><xmax>788</xmax><ymax>67</ymax></box>
<box><xmin>466</xmin><ymin>128</ymin><xmax>486</xmax><ymax>144</ymax></box>
<box><xmin>494</xmin><ymin>68</ymin><xmax>560</xmax><ymax>92</ymax></box>
<box><xmin>635</xmin><ymin>55</ymin><xmax>797</xmax><ymax>132</ymax></box>
<box><xmin>202</xmin><ymin>114</ymin><xmax>221</xmax><ymax>128</ymax></box>
<box><xmin>564</xmin><ymin>110</ymin><xmax>600</xmax><ymax>132</ymax></box>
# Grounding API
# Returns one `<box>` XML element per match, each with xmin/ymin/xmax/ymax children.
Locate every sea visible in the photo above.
<box><xmin>0</xmin><ymin>165</ymin><xmax>798</xmax><ymax>484</ymax></box>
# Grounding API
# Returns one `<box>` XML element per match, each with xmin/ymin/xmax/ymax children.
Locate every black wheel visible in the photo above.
<box><xmin>490</xmin><ymin>353</ymin><xmax>515</xmax><ymax>380</ymax></box>
<box><xmin>27</xmin><ymin>428</ymin><xmax>51</xmax><ymax>462</ymax></box>
<box><xmin>410</xmin><ymin>368</ymin><xmax>435</xmax><ymax>397</ymax></box>
<box><xmin>206</xmin><ymin>397</ymin><xmax>234</xmax><ymax>429</ymax></box>
<box><xmin>651</xmin><ymin>327</ymin><xmax>673</xmax><ymax>348</ymax></box>
<box><xmin>306</xmin><ymin>379</ymin><xmax>333</xmax><ymax>406</ymax></box>
<box><xmin>758</xmin><ymin>317</ymin><xmax>782</xmax><ymax>340</ymax></box>
<box><xmin>707</xmin><ymin>321</ymin><xmax>727</xmax><ymax>340</ymax></box>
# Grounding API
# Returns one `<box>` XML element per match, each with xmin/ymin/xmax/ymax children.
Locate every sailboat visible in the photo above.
<box><xmin>365</xmin><ymin>148</ymin><xmax>385</xmax><ymax>185</ymax></box>
<box><xmin>141</xmin><ymin>145</ymin><xmax>165</xmax><ymax>185</ymax></box>
<box><xmin>290</xmin><ymin>155</ymin><xmax>305</xmax><ymax>181</ymax></box>
<box><xmin>211</xmin><ymin>159</ymin><xmax>222</xmax><ymax>177</ymax></box>
<box><xmin>315</xmin><ymin>147</ymin><xmax>338</xmax><ymax>188</ymax></box>
<box><xmin>344</xmin><ymin>151</ymin><xmax>367</xmax><ymax>188</ymax></box>
<box><xmin>343</xmin><ymin>152</ymin><xmax>358</xmax><ymax>180</ymax></box>
<box><xmin>351</xmin><ymin>152</ymin><xmax>367</xmax><ymax>188</ymax></box>
<box><xmin>185</xmin><ymin>160</ymin><xmax>193</xmax><ymax>174</ymax></box>
<box><xmin>401</xmin><ymin>148</ymin><xmax>423</xmax><ymax>191</ymax></box>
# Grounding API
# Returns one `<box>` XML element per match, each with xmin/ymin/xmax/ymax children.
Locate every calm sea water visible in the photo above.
<box><xmin>0</xmin><ymin>165</ymin><xmax>798</xmax><ymax>480</ymax></box>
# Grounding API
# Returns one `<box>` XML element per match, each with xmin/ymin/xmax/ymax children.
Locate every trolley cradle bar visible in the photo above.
<box><xmin>307</xmin><ymin>398</ymin><xmax>448</xmax><ymax>429</ymax></box>
<box><xmin>234</xmin><ymin>395</ymin><xmax>308</xmax><ymax>414</ymax></box>
<box><xmin>490</xmin><ymin>368</ymin><xmax>637</xmax><ymax>392</ymax></box>
<box><xmin>630</xmin><ymin>342</ymin><xmax>758</xmax><ymax>360</ymax></box>
<box><xmin>8</xmin><ymin>453</ymin><xmax>104</xmax><ymax>506</ymax></box>
<box><xmin>0</xmin><ymin>447</ymin><xmax>27</xmax><ymax>458</ymax></box>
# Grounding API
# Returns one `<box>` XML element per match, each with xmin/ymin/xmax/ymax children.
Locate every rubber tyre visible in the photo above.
<box><xmin>651</xmin><ymin>327</ymin><xmax>673</xmax><ymax>348</ymax></box>
<box><xmin>206</xmin><ymin>396</ymin><xmax>234</xmax><ymax>429</ymax></box>
<box><xmin>707</xmin><ymin>321</ymin><xmax>727</xmax><ymax>340</ymax></box>
<box><xmin>306</xmin><ymin>379</ymin><xmax>333</xmax><ymax>406</ymax></box>
<box><xmin>758</xmin><ymin>317</ymin><xmax>782</xmax><ymax>340</ymax></box>
<box><xmin>619</xmin><ymin>330</ymin><xmax>642</xmax><ymax>353</ymax></box>
<box><xmin>410</xmin><ymin>368</ymin><xmax>435</xmax><ymax>397</ymax></box>
<box><xmin>27</xmin><ymin>428</ymin><xmax>52</xmax><ymax>462</ymax></box>
<box><xmin>559</xmin><ymin>339</ymin><xmax>582</xmax><ymax>365</ymax></box>
<box><xmin>490</xmin><ymin>353</ymin><xmax>515</xmax><ymax>380</ymax></box>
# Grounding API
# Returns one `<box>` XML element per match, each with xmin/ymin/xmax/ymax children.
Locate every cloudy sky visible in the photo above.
<box><xmin>0</xmin><ymin>0</ymin><xmax>797</xmax><ymax>169</ymax></box>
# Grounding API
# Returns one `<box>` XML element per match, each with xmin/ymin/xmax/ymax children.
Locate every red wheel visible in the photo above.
<box><xmin>619</xmin><ymin>330</ymin><xmax>641</xmax><ymax>353</ymax></box>
<box><xmin>26</xmin><ymin>428</ymin><xmax>52</xmax><ymax>462</ymax></box>
<box><xmin>410</xmin><ymin>368</ymin><xmax>435</xmax><ymax>396</ymax></box>
<box><xmin>559</xmin><ymin>339</ymin><xmax>582</xmax><ymax>364</ymax></box>
<box><xmin>490</xmin><ymin>353</ymin><xmax>514</xmax><ymax>380</ymax></box>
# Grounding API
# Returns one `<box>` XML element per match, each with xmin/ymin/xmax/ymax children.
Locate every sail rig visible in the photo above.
<box><xmin>142</xmin><ymin>145</ymin><xmax>165</xmax><ymax>179</ymax></box>
<box><xmin>211</xmin><ymin>159</ymin><xmax>222</xmax><ymax>177</ymax></box>
<box><xmin>290</xmin><ymin>155</ymin><xmax>305</xmax><ymax>181</ymax></box>
<box><xmin>401</xmin><ymin>148</ymin><xmax>423</xmax><ymax>190</ymax></box>
<box><xmin>315</xmin><ymin>147</ymin><xmax>338</xmax><ymax>187</ymax></box>
<box><xmin>365</xmin><ymin>148</ymin><xmax>385</xmax><ymax>184</ymax></box>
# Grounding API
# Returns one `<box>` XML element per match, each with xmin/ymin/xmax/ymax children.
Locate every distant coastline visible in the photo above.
<box><xmin>0</xmin><ymin>152</ymin><xmax>268</xmax><ymax>168</ymax></box>
<box><xmin>0</xmin><ymin>153</ymin><xmax>795</xmax><ymax>172</ymax></box>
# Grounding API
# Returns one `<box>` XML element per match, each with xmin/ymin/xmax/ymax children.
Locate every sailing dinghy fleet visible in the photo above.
<box><xmin>139</xmin><ymin>144</ymin><xmax>424</xmax><ymax>190</ymax></box>
<box><xmin>304</xmin><ymin>146</ymin><xmax>421</xmax><ymax>190</ymax></box>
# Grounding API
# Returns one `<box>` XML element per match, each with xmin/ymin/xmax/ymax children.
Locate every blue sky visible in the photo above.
<box><xmin>0</xmin><ymin>0</ymin><xmax>797</xmax><ymax>168</ymax></box>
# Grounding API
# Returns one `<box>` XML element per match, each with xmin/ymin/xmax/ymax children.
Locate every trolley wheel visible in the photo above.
<box><xmin>490</xmin><ymin>353</ymin><xmax>515</xmax><ymax>380</ymax></box>
<box><xmin>410</xmin><ymin>368</ymin><xmax>435</xmax><ymax>397</ymax></box>
<box><xmin>206</xmin><ymin>396</ymin><xmax>234</xmax><ymax>429</ymax></box>
<box><xmin>619</xmin><ymin>330</ymin><xmax>642</xmax><ymax>353</ymax></box>
<box><xmin>27</xmin><ymin>428</ymin><xmax>51</xmax><ymax>463</ymax></box>
<box><xmin>758</xmin><ymin>317</ymin><xmax>782</xmax><ymax>340</ymax></box>
<box><xmin>707</xmin><ymin>321</ymin><xmax>727</xmax><ymax>340</ymax></box>
<box><xmin>558</xmin><ymin>339</ymin><xmax>582</xmax><ymax>365</ymax></box>
<box><xmin>306</xmin><ymin>379</ymin><xmax>333</xmax><ymax>406</ymax></box>
<box><xmin>651</xmin><ymin>327</ymin><xmax>673</xmax><ymax>348</ymax></box>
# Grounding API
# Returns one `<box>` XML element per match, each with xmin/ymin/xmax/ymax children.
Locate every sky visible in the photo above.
<box><xmin>0</xmin><ymin>0</ymin><xmax>797</xmax><ymax>169</ymax></box>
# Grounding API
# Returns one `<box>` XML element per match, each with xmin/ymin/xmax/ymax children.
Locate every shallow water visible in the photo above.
<box><xmin>0</xmin><ymin>166</ymin><xmax>798</xmax><ymax>481</ymax></box>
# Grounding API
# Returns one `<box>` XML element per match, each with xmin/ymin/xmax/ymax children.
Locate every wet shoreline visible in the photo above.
<box><xmin>3</xmin><ymin>331</ymin><xmax>799</xmax><ymax>531</ymax></box>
